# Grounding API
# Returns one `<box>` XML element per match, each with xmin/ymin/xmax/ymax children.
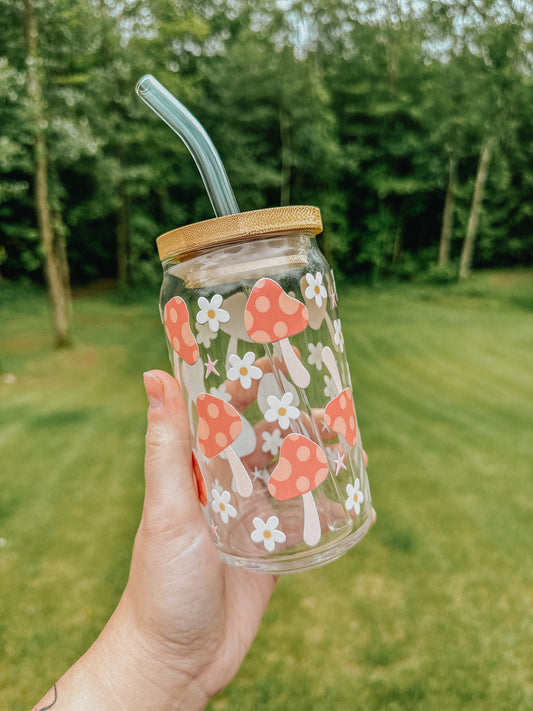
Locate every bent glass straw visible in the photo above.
<box><xmin>136</xmin><ymin>74</ymin><xmax>239</xmax><ymax>218</ymax></box>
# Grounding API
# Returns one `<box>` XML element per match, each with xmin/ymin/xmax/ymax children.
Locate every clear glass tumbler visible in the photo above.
<box><xmin>158</xmin><ymin>206</ymin><xmax>372</xmax><ymax>573</ymax></box>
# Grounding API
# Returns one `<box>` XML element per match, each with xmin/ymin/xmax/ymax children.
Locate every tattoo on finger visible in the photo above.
<box><xmin>38</xmin><ymin>683</ymin><xmax>57</xmax><ymax>710</ymax></box>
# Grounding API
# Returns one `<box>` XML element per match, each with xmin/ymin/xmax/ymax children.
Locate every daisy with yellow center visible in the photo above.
<box><xmin>333</xmin><ymin>319</ymin><xmax>344</xmax><ymax>352</ymax></box>
<box><xmin>345</xmin><ymin>479</ymin><xmax>364</xmax><ymax>515</ymax></box>
<box><xmin>227</xmin><ymin>351</ymin><xmax>263</xmax><ymax>389</ymax></box>
<box><xmin>197</xmin><ymin>294</ymin><xmax>230</xmax><ymax>333</ymax></box>
<box><xmin>264</xmin><ymin>392</ymin><xmax>300</xmax><ymax>430</ymax></box>
<box><xmin>304</xmin><ymin>272</ymin><xmax>328</xmax><ymax>308</ymax></box>
<box><xmin>211</xmin><ymin>488</ymin><xmax>237</xmax><ymax>524</ymax></box>
<box><xmin>251</xmin><ymin>515</ymin><xmax>286</xmax><ymax>552</ymax></box>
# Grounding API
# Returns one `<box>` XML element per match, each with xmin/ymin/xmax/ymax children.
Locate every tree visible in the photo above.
<box><xmin>325</xmin><ymin>9</ymin><xmax>440</xmax><ymax>279</ymax></box>
<box><xmin>438</xmin><ymin>155</ymin><xmax>457</xmax><ymax>268</ymax></box>
<box><xmin>23</xmin><ymin>0</ymin><xmax>72</xmax><ymax>347</ymax></box>
<box><xmin>427</xmin><ymin>0</ymin><xmax>533</xmax><ymax>278</ymax></box>
<box><xmin>192</xmin><ymin>4</ymin><xmax>341</xmax><ymax>270</ymax></box>
<box><xmin>77</xmin><ymin>0</ymin><xmax>213</xmax><ymax>286</ymax></box>
<box><xmin>459</xmin><ymin>135</ymin><xmax>493</xmax><ymax>280</ymax></box>
<box><xmin>2</xmin><ymin>0</ymin><xmax>533</xmax><ymax>291</ymax></box>
<box><xmin>0</xmin><ymin>54</ymin><xmax>36</xmax><ymax>280</ymax></box>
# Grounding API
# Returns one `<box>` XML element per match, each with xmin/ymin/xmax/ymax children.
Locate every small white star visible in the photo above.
<box><xmin>252</xmin><ymin>467</ymin><xmax>269</xmax><ymax>483</ymax></box>
<box><xmin>205</xmin><ymin>354</ymin><xmax>219</xmax><ymax>377</ymax></box>
<box><xmin>321</xmin><ymin>418</ymin><xmax>331</xmax><ymax>433</ymax></box>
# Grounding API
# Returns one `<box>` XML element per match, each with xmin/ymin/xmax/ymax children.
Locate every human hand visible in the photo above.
<box><xmin>108</xmin><ymin>369</ymin><xmax>277</xmax><ymax>708</ymax></box>
<box><xmin>33</xmin><ymin>369</ymin><xmax>276</xmax><ymax>711</ymax></box>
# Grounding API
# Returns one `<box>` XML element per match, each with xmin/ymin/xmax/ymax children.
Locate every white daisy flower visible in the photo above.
<box><xmin>250</xmin><ymin>515</ymin><xmax>286</xmax><ymax>552</ymax></box>
<box><xmin>209</xmin><ymin>383</ymin><xmax>232</xmax><ymax>402</ymax></box>
<box><xmin>261</xmin><ymin>428</ymin><xmax>283</xmax><ymax>456</ymax></box>
<box><xmin>323</xmin><ymin>374</ymin><xmax>337</xmax><ymax>399</ymax></box>
<box><xmin>195</xmin><ymin>321</ymin><xmax>213</xmax><ymax>348</ymax></box>
<box><xmin>307</xmin><ymin>342</ymin><xmax>324</xmax><ymax>370</ymax></box>
<box><xmin>196</xmin><ymin>294</ymin><xmax>230</xmax><ymax>333</ymax></box>
<box><xmin>211</xmin><ymin>488</ymin><xmax>237</xmax><ymax>524</ymax></box>
<box><xmin>345</xmin><ymin>478</ymin><xmax>364</xmax><ymax>515</ymax></box>
<box><xmin>264</xmin><ymin>392</ymin><xmax>300</xmax><ymax>430</ymax></box>
<box><xmin>226</xmin><ymin>351</ymin><xmax>263</xmax><ymax>389</ymax></box>
<box><xmin>304</xmin><ymin>272</ymin><xmax>327</xmax><ymax>308</ymax></box>
<box><xmin>334</xmin><ymin>319</ymin><xmax>344</xmax><ymax>352</ymax></box>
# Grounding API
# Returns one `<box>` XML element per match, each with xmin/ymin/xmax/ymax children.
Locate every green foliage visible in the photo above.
<box><xmin>1</xmin><ymin>0</ymin><xmax>533</xmax><ymax>286</ymax></box>
<box><xmin>421</xmin><ymin>263</ymin><xmax>458</xmax><ymax>285</ymax></box>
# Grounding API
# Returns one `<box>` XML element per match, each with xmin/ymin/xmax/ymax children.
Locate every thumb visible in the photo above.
<box><xmin>142</xmin><ymin>370</ymin><xmax>203</xmax><ymax>531</ymax></box>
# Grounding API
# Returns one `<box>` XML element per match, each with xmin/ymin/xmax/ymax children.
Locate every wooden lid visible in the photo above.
<box><xmin>156</xmin><ymin>205</ymin><xmax>322</xmax><ymax>260</ymax></box>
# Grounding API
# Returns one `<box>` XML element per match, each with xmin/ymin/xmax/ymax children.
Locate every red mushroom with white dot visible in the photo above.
<box><xmin>268</xmin><ymin>433</ymin><xmax>329</xmax><ymax>546</ymax></box>
<box><xmin>163</xmin><ymin>296</ymin><xmax>200</xmax><ymax>365</ymax></box>
<box><xmin>244</xmin><ymin>278</ymin><xmax>310</xmax><ymax>388</ymax></box>
<box><xmin>321</xmin><ymin>345</ymin><xmax>357</xmax><ymax>447</ymax></box>
<box><xmin>196</xmin><ymin>392</ymin><xmax>253</xmax><ymax>498</ymax></box>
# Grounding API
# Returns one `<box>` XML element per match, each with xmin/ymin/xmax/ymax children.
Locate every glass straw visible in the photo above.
<box><xmin>136</xmin><ymin>74</ymin><xmax>240</xmax><ymax>218</ymax></box>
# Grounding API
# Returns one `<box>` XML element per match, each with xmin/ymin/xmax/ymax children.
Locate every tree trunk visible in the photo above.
<box><xmin>438</xmin><ymin>154</ymin><xmax>457</xmax><ymax>268</ymax></box>
<box><xmin>53</xmin><ymin>210</ymin><xmax>72</xmax><ymax>288</ymax></box>
<box><xmin>53</xmin><ymin>208</ymin><xmax>73</xmax><ymax>321</ymax></box>
<box><xmin>392</xmin><ymin>219</ymin><xmax>404</xmax><ymax>263</ymax></box>
<box><xmin>279</xmin><ymin>107</ymin><xmax>291</xmax><ymax>207</ymax></box>
<box><xmin>458</xmin><ymin>137</ymin><xmax>493</xmax><ymax>281</ymax></box>
<box><xmin>23</xmin><ymin>0</ymin><xmax>72</xmax><ymax>347</ymax></box>
<box><xmin>116</xmin><ymin>185</ymin><xmax>130</xmax><ymax>288</ymax></box>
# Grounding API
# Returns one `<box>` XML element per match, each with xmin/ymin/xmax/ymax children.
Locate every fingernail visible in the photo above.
<box><xmin>143</xmin><ymin>371</ymin><xmax>164</xmax><ymax>410</ymax></box>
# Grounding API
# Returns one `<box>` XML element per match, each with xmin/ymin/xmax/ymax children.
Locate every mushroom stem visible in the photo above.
<box><xmin>226</xmin><ymin>335</ymin><xmax>238</xmax><ymax>369</ymax></box>
<box><xmin>302</xmin><ymin>491</ymin><xmax>321</xmax><ymax>546</ymax></box>
<box><xmin>324</xmin><ymin>312</ymin><xmax>336</xmax><ymax>347</ymax></box>
<box><xmin>225</xmin><ymin>446</ymin><xmax>253</xmax><ymax>498</ymax></box>
<box><xmin>279</xmin><ymin>338</ymin><xmax>310</xmax><ymax>388</ymax></box>
<box><xmin>321</xmin><ymin>345</ymin><xmax>342</xmax><ymax>393</ymax></box>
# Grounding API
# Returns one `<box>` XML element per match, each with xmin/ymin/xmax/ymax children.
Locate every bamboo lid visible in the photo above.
<box><xmin>156</xmin><ymin>205</ymin><xmax>323</xmax><ymax>260</ymax></box>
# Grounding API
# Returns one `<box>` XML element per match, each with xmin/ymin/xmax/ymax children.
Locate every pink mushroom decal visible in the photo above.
<box><xmin>321</xmin><ymin>346</ymin><xmax>357</xmax><ymax>447</ymax></box>
<box><xmin>196</xmin><ymin>393</ymin><xmax>253</xmax><ymax>498</ymax></box>
<box><xmin>163</xmin><ymin>296</ymin><xmax>199</xmax><ymax>365</ymax></box>
<box><xmin>268</xmin><ymin>433</ymin><xmax>329</xmax><ymax>546</ymax></box>
<box><xmin>244</xmin><ymin>277</ymin><xmax>310</xmax><ymax>388</ymax></box>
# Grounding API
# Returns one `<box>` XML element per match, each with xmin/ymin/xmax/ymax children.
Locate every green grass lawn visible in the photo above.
<box><xmin>1</xmin><ymin>272</ymin><xmax>532</xmax><ymax>710</ymax></box>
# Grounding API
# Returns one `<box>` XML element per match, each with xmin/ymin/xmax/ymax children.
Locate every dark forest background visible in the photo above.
<box><xmin>1</xmin><ymin>0</ymin><xmax>532</xmax><ymax>345</ymax></box>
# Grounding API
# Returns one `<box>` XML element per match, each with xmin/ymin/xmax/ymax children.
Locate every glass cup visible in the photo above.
<box><xmin>157</xmin><ymin>206</ymin><xmax>372</xmax><ymax>573</ymax></box>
